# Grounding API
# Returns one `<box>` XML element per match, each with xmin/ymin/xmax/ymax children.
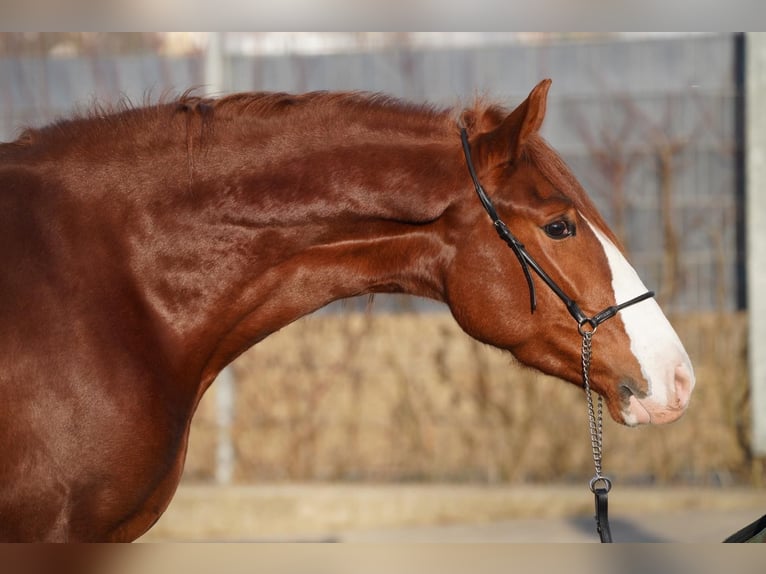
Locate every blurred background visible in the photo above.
<box><xmin>2</xmin><ymin>32</ymin><xmax>763</xmax><ymax>541</ymax></box>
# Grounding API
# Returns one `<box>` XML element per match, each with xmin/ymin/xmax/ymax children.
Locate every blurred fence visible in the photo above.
<box><xmin>0</xmin><ymin>32</ymin><xmax>752</xmax><ymax>484</ymax></box>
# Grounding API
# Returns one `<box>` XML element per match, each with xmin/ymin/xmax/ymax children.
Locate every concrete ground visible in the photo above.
<box><xmin>138</xmin><ymin>483</ymin><xmax>766</xmax><ymax>543</ymax></box>
<box><xmin>339</xmin><ymin>508</ymin><xmax>763</xmax><ymax>542</ymax></box>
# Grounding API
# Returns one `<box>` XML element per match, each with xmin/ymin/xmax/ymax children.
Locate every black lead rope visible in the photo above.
<box><xmin>460</xmin><ymin>128</ymin><xmax>656</xmax><ymax>543</ymax></box>
<box><xmin>594</xmin><ymin>484</ymin><xmax>613</xmax><ymax>542</ymax></box>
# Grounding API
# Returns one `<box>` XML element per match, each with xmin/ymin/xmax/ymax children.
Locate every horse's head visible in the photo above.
<box><xmin>446</xmin><ymin>79</ymin><xmax>694</xmax><ymax>426</ymax></box>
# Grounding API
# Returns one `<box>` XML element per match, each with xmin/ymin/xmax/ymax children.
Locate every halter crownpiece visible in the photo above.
<box><xmin>459</xmin><ymin>128</ymin><xmax>654</xmax><ymax>329</ymax></box>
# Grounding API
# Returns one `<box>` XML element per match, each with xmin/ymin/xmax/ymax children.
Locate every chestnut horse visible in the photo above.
<box><xmin>0</xmin><ymin>79</ymin><xmax>694</xmax><ymax>541</ymax></box>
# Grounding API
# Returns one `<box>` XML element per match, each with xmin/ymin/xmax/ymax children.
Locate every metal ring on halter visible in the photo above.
<box><xmin>578</xmin><ymin>319</ymin><xmax>598</xmax><ymax>336</ymax></box>
<box><xmin>589</xmin><ymin>476</ymin><xmax>612</xmax><ymax>494</ymax></box>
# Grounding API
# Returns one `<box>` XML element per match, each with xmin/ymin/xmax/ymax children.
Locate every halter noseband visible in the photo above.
<box><xmin>459</xmin><ymin>128</ymin><xmax>654</xmax><ymax>331</ymax></box>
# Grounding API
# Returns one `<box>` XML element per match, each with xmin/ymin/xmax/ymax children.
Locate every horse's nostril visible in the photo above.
<box><xmin>620</xmin><ymin>379</ymin><xmax>647</xmax><ymax>401</ymax></box>
<box><xmin>619</xmin><ymin>383</ymin><xmax>635</xmax><ymax>401</ymax></box>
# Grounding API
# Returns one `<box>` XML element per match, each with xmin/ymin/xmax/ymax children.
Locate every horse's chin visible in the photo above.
<box><xmin>618</xmin><ymin>395</ymin><xmax>687</xmax><ymax>427</ymax></box>
<box><xmin>620</xmin><ymin>396</ymin><xmax>652</xmax><ymax>426</ymax></box>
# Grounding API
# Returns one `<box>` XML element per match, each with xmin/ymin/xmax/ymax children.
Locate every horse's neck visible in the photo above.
<box><xmin>131</xmin><ymin>125</ymin><xmax>462</xmax><ymax>385</ymax></box>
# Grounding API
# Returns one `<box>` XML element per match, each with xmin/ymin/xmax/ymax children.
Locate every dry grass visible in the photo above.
<box><xmin>184</xmin><ymin>311</ymin><xmax>755</xmax><ymax>485</ymax></box>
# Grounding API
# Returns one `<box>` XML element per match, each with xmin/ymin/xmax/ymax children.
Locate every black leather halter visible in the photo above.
<box><xmin>461</xmin><ymin>127</ymin><xmax>657</xmax><ymax>543</ymax></box>
<box><xmin>459</xmin><ymin>128</ymin><xmax>654</xmax><ymax>331</ymax></box>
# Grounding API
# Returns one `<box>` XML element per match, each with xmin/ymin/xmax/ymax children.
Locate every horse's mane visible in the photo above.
<box><xmin>204</xmin><ymin>90</ymin><xmax>449</xmax><ymax>123</ymax></box>
<box><xmin>4</xmin><ymin>90</ymin><xmax>463</xmax><ymax>151</ymax></box>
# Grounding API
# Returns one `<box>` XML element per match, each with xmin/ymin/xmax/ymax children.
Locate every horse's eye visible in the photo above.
<box><xmin>543</xmin><ymin>219</ymin><xmax>576</xmax><ymax>239</ymax></box>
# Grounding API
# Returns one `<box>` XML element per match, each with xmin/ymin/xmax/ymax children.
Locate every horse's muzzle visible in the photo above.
<box><xmin>622</xmin><ymin>360</ymin><xmax>695</xmax><ymax>426</ymax></box>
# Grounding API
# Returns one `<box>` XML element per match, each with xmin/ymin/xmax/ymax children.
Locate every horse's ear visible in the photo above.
<box><xmin>476</xmin><ymin>79</ymin><xmax>552</xmax><ymax>166</ymax></box>
<box><xmin>513</xmin><ymin>78</ymin><xmax>551</xmax><ymax>151</ymax></box>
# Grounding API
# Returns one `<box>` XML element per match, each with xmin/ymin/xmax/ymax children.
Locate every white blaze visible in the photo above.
<box><xmin>586</xmin><ymin>221</ymin><xmax>694</xmax><ymax>424</ymax></box>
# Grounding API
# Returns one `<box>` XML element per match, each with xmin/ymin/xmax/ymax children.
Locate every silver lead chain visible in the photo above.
<box><xmin>581</xmin><ymin>328</ymin><xmax>609</xmax><ymax>490</ymax></box>
<box><xmin>581</xmin><ymin>327</ymin><xmax>614</xmax><ymax>542</ymax></box>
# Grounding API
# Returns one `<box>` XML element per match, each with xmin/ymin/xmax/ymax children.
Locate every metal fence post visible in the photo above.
<box><xmin>747</xmin><ymin>32</ymin><xmax>766</xmax><ymax>457</ymax></box>
<box><xmin>205</xmin><ymin>32</ymin><xmax>236</xmax><ymax>484</ymax></box>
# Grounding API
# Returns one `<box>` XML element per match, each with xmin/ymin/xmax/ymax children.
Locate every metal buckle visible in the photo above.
<box><xmin>589</xmin><ymin>475</ymin><xmax>612</xmax><ymax>494</ymax></box>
